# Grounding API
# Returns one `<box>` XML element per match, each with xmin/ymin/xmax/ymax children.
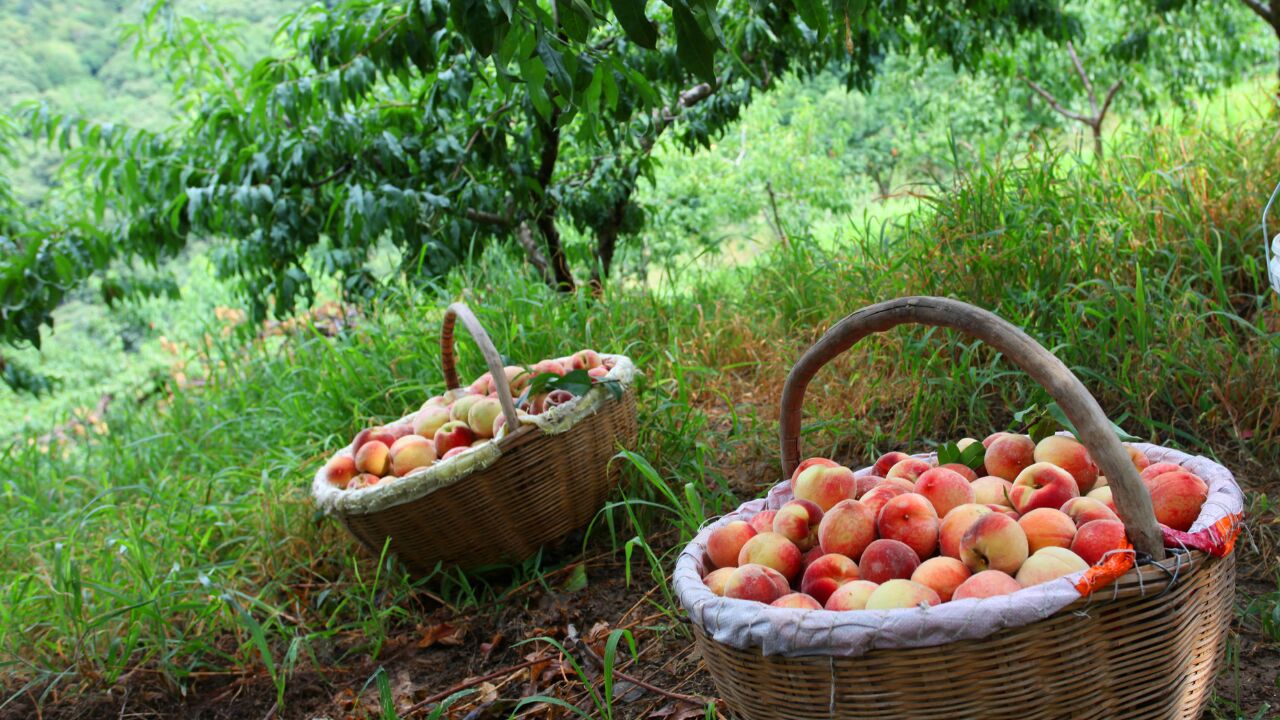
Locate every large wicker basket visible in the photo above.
<box><xmin>324</xmin><ymin>302</ymin><xmax>638</xmax><ymax>574</ymax></box>
<box><xmin>677</xmin><ymin>297</ymin><xmax>1239</xmax><ymax>720</ymax></box>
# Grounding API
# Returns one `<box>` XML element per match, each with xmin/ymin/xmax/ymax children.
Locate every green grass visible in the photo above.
<box><xmin>2</xmin><ymin>106</ymin><xmax>1279</xmax><ymax>716</ymax></box>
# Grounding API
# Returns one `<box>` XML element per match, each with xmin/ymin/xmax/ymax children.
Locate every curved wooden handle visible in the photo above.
<box><xmin>779</xmin><ymin>296</ymin><xmax>1165</xmax><ymax>560</ymax></box>
<box><xmin>440</xmin><ymin>302</ymin><xmax>521</xmax><ymax>431</ymax></box>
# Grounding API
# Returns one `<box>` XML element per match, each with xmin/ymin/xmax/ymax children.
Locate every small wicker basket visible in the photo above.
<box><xmin>320</xmin><ymin>302</ymin><xmax>638</xmax><ymax>574</ymax></box>
<box><xmin>677</xmin><ymin>297</ymin><xmax>1239</xmax><ymax>720</ymax></box>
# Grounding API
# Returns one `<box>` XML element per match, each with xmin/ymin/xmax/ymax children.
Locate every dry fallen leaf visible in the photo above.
<box><xmin>417</xmin><ymin>622</ymin><xmax>466</xmax><ymax>648</ymax></box>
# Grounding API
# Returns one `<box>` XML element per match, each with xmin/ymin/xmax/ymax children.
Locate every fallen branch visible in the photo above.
<box><xmin>404</xmin><ymin>658</ymin><xmax>544</xmax><ymax>717</ymax></box>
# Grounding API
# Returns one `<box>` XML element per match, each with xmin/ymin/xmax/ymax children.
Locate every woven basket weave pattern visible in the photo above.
<box><xmin>340</xmin><ymin>388</ymin><xmax>637</xmax><ymax>574</ymax></box>
<box><xmin>696</xmin><ymin>551</ymin><xmax>1233</xmax><ymax>720</ymax></box>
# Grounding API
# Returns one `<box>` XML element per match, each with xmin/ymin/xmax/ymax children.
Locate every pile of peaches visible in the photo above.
<box><xmin>320</xmin><ymin>349</ymin><xmax>613</xmax><ymax>491</ymax></box>
<box><xmin>702</xmin><ymin>433</ymin><xmax>1210</xmax><ymax>610</ymax></box>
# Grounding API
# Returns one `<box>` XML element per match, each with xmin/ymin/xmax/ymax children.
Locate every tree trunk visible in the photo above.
<box><xmin>534</xmin><ymin>110</ymin><xmax>575</xmax><ymax>292</ymax></box>
<box><xmin>589</xmin><ymin>189</ymin><xmax>630</xmax><ymax>294</ymax></box>
<box><xmin>1091</xmin><ymin>123</ymin><xmax>1103</xmax><ymax>160</ymax></box>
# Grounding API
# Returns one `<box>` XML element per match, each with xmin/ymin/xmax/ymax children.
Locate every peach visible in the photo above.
<box><xmin>987</xmin><ymin>504</ymin><xmax>1021</xmax><ymax>519</ymax></box>
<box><xmin>347</xmin><ymin>472</ymin><xmax>382</xmax><ymax>490</ymax></box>
<box><xmin>1033</xmin><ymin>435</ymin><xmax>1099</xmax><ymax>493</ymax></box>
<box><xmin>817</xmin><ymin>500</ymin><xmax>877</xmax><ymax>560</ymax></box>
<box><xmin>323</xmin><ymin>455</ymin><xmax>358</xmax><ymax>488</ymax></box>
<box><xmin>748</xmin><ymin>510</ymin><xmax>777</xmax><ymax>534</ymax></box>
<box><xmin>469</xmin><ymin>439</ymin><xmax>488</xmax><ymax>448</ymax></box>
<box><xmin>385</xmin><ymin>422</ymin><xmax>415</xmax><ymax>440</ymax></box>
<box><xmin>422</xmin><ymin>394</ymin><xmax>450</xmax><ymax>408</ymax></box>
<box><xmin>938</xmin><ymin>463</ymin><xmax>979</xmax><ymax>482</ymax></box>
<box><xmin>792</xmin><ymin>463</ymin><xmax>857</xmax><ymax>511</ymax></box>
<box><xmin>1010</xmin><ymin>462</ymin><xmax>1080</xmax><ymax>514</ymax></box>
<box><xmin>800</xmin><ymin>553</ymin><xmax>860</xmax><ymax>605</ymax></box>
<box><xmin>449</xmin><ymin>394</ymin><xmax>484</xmax><ymax>424</ymax></box>
<box><xmin>723</xmin><ymin>564</ymin><xmax>788</xmax><ymax>603</ymax></box>
<box><xmin>791</xmin><ymin>457</ymin><xmax>839</xmax><ymax>481</ymax></box>
<box><xmin>972</xmin><ymin>476</ymin><xmax>1014</xmax><ymax>507</ymax></box>
<box><xmin>702</xmin><ymin>567</ymin><xmax>736</xmax><ymax>595</ymax></box>
<box><xmin>354</xmin><ymin>440</ymin><xmax>390</xmax><ymax>476</ymax></box>
<box><xmin>467</xmin><ymin>398</ymin><xmax>503</xmax><ymax>439</ymax></box>
<box><xmin>914</xmin><ymin>468</ymin><xmax>975</xmax><ymax>518</ymax></box>
<box><xmin>865</xmin><ymin>579</ymin><xmax>941</xmax><ymax>610</ymax></box>
<box><xmin>771</xmin><ymin>593</ymin><xmax>822</xmax><ymax>610</ymax></box>
<box><xmin>1093</xmin><ymin>475</ymin><xmax>1109</xmax><ymax>488</ymax></box>
<box><xmin>939</xmin><ymin>504</ymin><xmax>993</xmax><ymax>559</ymax></box>
<box><xmin>1017</xmin><ymin>508</ymin><xmax>1077</xmax><ymax>553</ymax></box>
<box><xmin>1145</xmin><ymin>470</ymin><xmax>1209</xmax><ymax>532</ymax></box>
<box><xmin>1086</xmin><ymin>486</ymin><xmax>1117</xmax><ymax>513</ymax></box>
<box><xmin>956</xmin><ymin>437</ymin><xmax>980</xmax><ymax>451</ymax></box>
<box><xmin>442</xmin><ymin>388</ymin><xmax>474</xmax><ymax>404</ymax></box>
<box><xmin>531</xmin><ymin>359</ymin><xmax>566</xmax><ymax>377</ymax></box>
<box><xmin>1070</xmin><ymin>519</ymin><xmax>1128</xmax><ymax>566</ymax></box>
<box><xmin>984</xmin><ymin>433</ymin><xmax>1036</xmax><ymax>481</ymax></box>
<box><xmin>1059</xmin><ymin>497</ymin><xmax>1119</xmax><ymax>526</ymax></box>
<box><xmin>587</xmin><ymin>366</ymin><xmax>609</xmax><ymax>379</ymax></box>
<box><xmin>876</xmin><ymin>493</ymin><xmax>940</xmax><ymax>560</ymax></box>
<box><xmin>859</xmin><ymin>539</ymin><xmax>920</xmax><ymax>584</ymax></box>
<box><xmin>389</xmin><ymin>435</ymin><xmax>436</xmax><ymax>476</ymax></box>
<box><xmin>854</xmin><ymin>475</ymin><xmax>883</xmax><ymax>498</ymax></box>
<box><xmin>571</xmin><ymin>349</ymin><xmax>603</xmax><ymax>371</ymax></box>
<box><xmin>413</xmin><ymin>405</ymin><xmax>451</xmax><ymax>438</ymax></box>
<box><xmin>1125</xmin><ymin>445</ymin><xmax>1150</xmax><ymax>472</ymax></box>
<box><xmin>1016</xmin><ymin>547</ymin><xmax>1089</xmax><ymax>587</ymax></box>
<box><xmin>873</xmin><ymin>452</ymin><xmax>911</xmax><ymax>477</ymax></box>
<box><xmin>442</xmin><ymin>446</ymin><xmax>471</xmax><ymax>459</ymax></box>
<box><xmin>801</xmin><ymin>546</ymin><xmax>826</xmax><ymax>572</ymax></box>
<box><xmin>433</xmin><ymin>420</ymin><xmax>475</xmax><ymax>456</ymax></box>
<box><xmin>706</xmin><ymin>521</ymin><xmax>756</xmax><ymax>569</ymax></box>
<box><xmin>1140</xmin><ymin>462</ymin><xmax>1183</xmax><ymax>482</ymax></box>
<box><xmin>859</xmin><ymin>483</ymin><xmax>907</xmax><ymax>519</ymax></box>
<box><xmin>351</xmin><ymin>427</ymin><xmax>395</xmax><ymax>455</ymax></box>
<box><xmin>911</xmin><ymin>556</ymin><xmax>971</xmax><ymax>601</ymax></box>
<box><xmin>952</xmin><ymin>570</ymin><xmax>1021</xmax><ymax>600</ymax></box>
<box><xmin>773</xmin><ymin>500</ymin><xmax>824</xmax><ymax>551</ymax></box>
<box><xmin>825</xmin><ymin>580</ymin><xmax>880</xmax><ymax>611</ymax></box>
<box><xmin>959</xmin><ymin>513</ymin><xmax>1029</xmax><ymax>575</ymax></box>
<box><xmin>982</xmin><ymin>431</ymin><xmax>1010</xmax><ymax>448</ymax></box>
<box><xmin>878</xmin><ymin>477</ymin><xmax>916</xmax><ymax>493</ymax></box>
<box><xmin>738</xmin><ymin>532</ymin><xmax>803</xmax><ymax>581</ymax></box>
<box><xmin>886</xmin><ymin>457</ymin><xmax>933</xmax><ymax>484</ymax></box>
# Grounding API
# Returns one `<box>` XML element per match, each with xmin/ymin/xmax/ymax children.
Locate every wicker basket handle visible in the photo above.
<box><xmin>779</xmin><ymin>296</ymin><xmax>1165</xmax><ymax>560</ymax></box>
<box><xmin>440</xmin><ymin>302</ymin><xmax>521</xmax><ymax>432</ymax></box>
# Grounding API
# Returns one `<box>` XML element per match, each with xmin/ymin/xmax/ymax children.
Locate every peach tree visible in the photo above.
<box><xmin>3</xmin><ymin>0</ymin><xmax>1080</xmax><ymax>391</ymax></box>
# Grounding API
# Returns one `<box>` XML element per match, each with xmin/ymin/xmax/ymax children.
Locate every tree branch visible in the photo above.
<box><xmin>1239</xmin><ymin>0</ymin><xmax>1273</xmax><ymax>23</ymax></box>
<box><xmin>1098</xmin><ymin>79</ymin><xmax>1125</xmax><ymax>123</ymax></box>
<box><xmin>1066</xmin><ymin>42</ymin><xmax>1098</xmax><ymax>116</ymax></box>
<box><xmin>1022</xmin><ymin>78</ymin><xmax>1094</xmax><ymax>126</ymax></box>
<box><xmin>464</xmin><ymin>208</ymin><xmax>512</xmax><ymax>226</ymax></box>
<box><xmin>515</xmin><ymin>221</ymin><xmax>552</xmax><ymax>285</ymax></box>
<box><xmin>641</xmin><ymin>82</ymin><xmax>715</xmax><ymax>152</ymax></box>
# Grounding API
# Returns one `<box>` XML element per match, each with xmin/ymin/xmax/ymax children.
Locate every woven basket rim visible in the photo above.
<box><xmin>675</xmin><ymin>441</ymin><xmax>1243</xmax><ymax>658</ymax></box>
<box><xmin>312</xmin><ymin>353</ymin><xmax>638</xmax><ymax>518</ymax></box>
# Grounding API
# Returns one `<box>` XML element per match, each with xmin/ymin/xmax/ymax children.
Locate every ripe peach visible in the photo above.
<box><xmin>911</xmin><ymin>556</ymin><xmax>971</xmax><ymax>601</ymax></box>
<box><xmin>825</xmin><ymin>580</ymin><xmax>880</xmax><ymax>611</ymax></box>
<box><xmin>442</xmin><ymin>446</ymin><xmax>471</xmax><ymax>459</ymax></box>
<box><xmin>876</xmin><ymin>493</ymin><xmax>940</xmax><ymax>560</ymax></box>
<box><xmin>771</xmin><ymin>593</ymin><xmax>822</xmax><ymax>610</ymax></box>
<box><xmin>800</xmin><ymin>553</ymin><xmax>860</xmax><ymax>606</ymax></box>
<box><xmin>738</xmin><ymin>532</ymin><xmax>803</xmax><ymax>582</ymax></box>
<box><xmin>351</xmin><ymin>427</ymin><xmax>395</xmax><ymax>455</ymax></box>
<box><xmin>984</xmin><ymin>433</ymin><xmax>1036</xmax><ymax>481</ymax></box>
<box><xmin>467</xmin><ymin>398</ymin><xmax>503</xmax><ymax>439</ymax></box>
<box><xmin>1144</xmin><ymin>470</ymin><xmax>1209</xmax><ymax>532</ymax></box>
<box><xmin>878</xmin><ymin>477</ymin><xmax>916</xmax><ymax>493</ymax></box>
<box><xmin>860</xmin><ymin>483</ymin><xmax>907</xmax><ymax>519</ymax></box>
<box><xmin>571</xmin><ymin>349</ymin><xmax>603</xmax><ymax>371</ymax></box>
<box><xmin>791</xmin><ymin>457</ymin><xmax>839</xmax><ymax>480</ymax></box>
<box><xmin>323</xmin><ymin>455</ymin><xmax>358</xmax><ymax>488</ymax></box>
<box><xmin>938</xmin><ymin>463</ymin><xmax>979</xmax><ymax>482</ymax></box>
<box><xmin>354</xmin><ymin>440</ymin><xmax>390</xmax><ymax>476</ymax></box>
<box><xmin>347</xmin><ymin>472</ymin><xmax>382</xmax><ymax>490</ymax></box>
<box><xmin>1017</xmin><ymin>508</ymin><xmax>1076</xmax><ymax>553</ymax></box>
<box><xmin>972</xmin><ymin>475</ymin><xmax>1014</xmax><ymax>507</ymax></box>
<box><xmin>389</xmin><ymin>435</ymin><xmax>436</xmax><ymax>476</ymax></box>
<box><xmin>1010</xmin><ymin>462</ymin><xmax>1080</xmax><ymax>515</ymax></box>
<box><xmin>952</xmin><ymin>570</ymin><xmax>1021</xmax><ymax>600</ymax></box>
<box><xmin>865</xmin><ymin>579</ymin><xmax>941</xmax><ymax>610</ymax></box>
<box><xmin>1093</xmin><ymin>475</ymin><xmax>1109</xmax><ymax>488</ymax></box>
<box><xmin>748</xmin><ymin>510</ymin><xmax>777</xmax><ymax>534</ymax></box>
<box><xmin>859</xmin><ymin>539</ymin><xmax>921</xmax><ymax>584</ymax></box>
<box><xmin>773</xmin><ymin>500</ymin><xmax>824</xmax><ymax>551</ymax></box>
<box><xmin>422</xmin><ymin>394</ymin><xmax>450</xmax><ymax>408</ymax></box>
<box><xmin>1059</xmin><ymin>497</ymin><xmax>1118</xmax><ymax>526</ymax></box>
<box><xmin>914</xmin><ymin>468</ymin><xmax>975</xmax><ymax>518</ymax></box>
<box><xmin>1033</xmin><ymin>435</ymin><xmax>1098</xmax><ymax>493</ymax></box>
<box><xmin>449</xmin><ymin>394</ymin><xmax>484</xmax><ymax>424</ymax></box>
<box><xmin>706</xmin><ymin>521</ymin><xmax>757</xmax><ymax>569</ymax></box>
<box><xmin>385</xmin><ymin>422</ymin><xmax>415</xmax><ymax>441</ymax></box>
<box><xmin>939</xmin><ymin>504</ymin><xmax>993</xmax><ymax>559</ymax></box>
<box><xmin>886</xmin><ymin>457</ymin><xmax>933</xmax><ymax>484</ymax></box>
<box><xmin>702</xmin><ymin>567</ymin><xmax>736</xmax><ymax>596</ymax></box>
<box><xmin>1016</xmin><ymin>547</ymin><xmax>1089</xmax><ymax>587</ymax></box>
<box><xmin>587</xmin><ymin>366</ymin><xmax>609</xmax><ymax>379</ymax></box>
<box><xmin>1086</xmin><ymin>486</ymin><xmax>1117</xmax><ymax>513</ymax></box>
<box><xmin>723</xmin><ymin>564</ymin><xmax>787</xmax><ymax>603</ymax></box>
<box><xmin>792</xmin><ymin>463</ymin><xmax>857</xmax><ymax>511</ymax></box>
<box><xmin>1125</xmin><ymin>445</ymin><xmax>1150</xmax><ymax>472</ymax></box>
<box><xmin>434</xmin><ymin>420</ymin><xmax>475</xmax><ymax>456</ymax></box>
<box><xmin>873</xmin><ymin>452</ymin><xmax>911</xmax><ymax>477</ymax></box>
<box><xmin>531</xmin><ymin>359</ymin><xmax>566</xmax><ymax>377</ymax></box>
<box><xmin>854</xmin><ymin>475</ymin><xmax>883</xmax><ymax>498</ymax></box>
<box><xmin>817</xmin><ymin>500</ymin><xmax>877</xmax><ymax>560</ymax></box>
<box><xmin>1140</xmin><ymin>462</ymin><xmax>1183</xmax><ymax>482</ymax></box>
<box><xmin>801</xmin><ymin>546</ymin><xmax>826</xmax><ymax>572</ymax></box>
<box><xmin>1070</xmin><ymin>519</ymin><xmax>1128</xmax><ymax>566</ymax></box>
<box><xmin>413</xmin><ymin>405</ymin><xmax>451</xmax><ymax>438</ymax></box>
<box><xmin>987</xmin><ymin>504</ymin><xmax>1021</xmax><ymax>519</ymax></box>
<box><xmin>982</xmin><ymin>431</ymin><xmax>1010</xmax><ymax>448</ymax></box>
<box><xmin>959</xmin><ymin>513</ymin><xmax>1029</xmax><ymax>575</ymax></box>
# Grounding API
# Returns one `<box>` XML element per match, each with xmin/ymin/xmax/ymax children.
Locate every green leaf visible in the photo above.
<box><xmin>556</xmin><ymin>0</ymin><xmax>593</xmax><ymax>43</ymax></box>
<box><xmin>560</xmin><ymin>563</ymin><xmax>588</xmax><ymax>593</ymax></box>
<box><xmin>536</xmin><ymin>38</ymin><xmax>574</xmax><ymax>98</ymax></box>
<box><xmin>671</xmin><ymin>1</ymin><xmax>716</xmax><ymax>85</ymax></box>
<box><xmin>794</xmin><ymin>0</ymin><xmax>827</xmax><ymax>37</ymax></box>
<box><xmin>608</xmin><ymin>0</ymin><xmax>658</xmax><ymax>49</ymax></box>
